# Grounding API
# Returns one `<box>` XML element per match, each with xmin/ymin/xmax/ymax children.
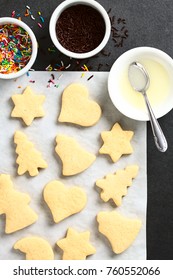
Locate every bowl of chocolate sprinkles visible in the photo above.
<box><xmin>49</xmin><ymin>0</ymin><xmax>111</xmax><ymax>59</ymax></box>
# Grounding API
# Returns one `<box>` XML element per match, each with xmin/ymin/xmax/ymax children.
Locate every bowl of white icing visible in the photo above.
<box><xmin>108</xmin><ymin>47</ymin><xmax>173</xmax><ymax>121</ymax></box>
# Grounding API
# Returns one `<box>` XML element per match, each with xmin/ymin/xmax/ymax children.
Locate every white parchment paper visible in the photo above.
<box><xmin>0</xmin><ymin>71</ymin><xmax>147</xmax><ymax>260</ymax></box>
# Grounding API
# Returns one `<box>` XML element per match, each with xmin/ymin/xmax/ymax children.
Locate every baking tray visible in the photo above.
<box><xmin>0</xmin><ymin>71</ymin><xmax>146</xmax><ymax>260</ymax></box>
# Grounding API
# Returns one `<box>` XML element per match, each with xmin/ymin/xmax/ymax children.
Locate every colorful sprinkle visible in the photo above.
<box><xmin>40</xmin><ymin>16</ymin><xmax>45</xmax><ymax>23</ymax></box>
<box><xmin>0</xmin><ymin>24</ymin><xmax>32</xmax><ymax>74</ymax></box>
<box><xmin>57</xmin><ymin>74</ymin><xmax>63</xmax><ymax>80</ymax></box>
<box><xmin>48</xmin><ymin>79</ymin><xmax>55</xmax><ymax>84</ymax></box>
<box><xmin>81</xmin><ymin>73</ymin><xmax>85</xmax><ymax>78</ymax></box>
<box><xmin>48</xmin><ymin>47</ymin><xmax>55</xmax><ymax>52</ymax></box>
<box><xmin>81</xmin><ymin>64</ymin><xmax>89</xmax><ymax>71</ymax></box>
<box><xmin>65</xmin><ymin>63</ymin><xmax>71</xmax><ymax>69</ymax></box>
<box><xmin>45</xmin><ymin>64</ymin><xmax>52</xmax><ymax>71</ymax></box>
<box><xmin>31</xmin><ymin>14</ymin><xmax>35</xmax><ymax>20</ymax></box>
<box><xmin>25</xmin><ymin>9</ymin><xmax>30</xmax><ymax>17</ymax></box>
<box><xmin>11</xmin><ymin>11</ymin><xmax>15</xmax><ymax>18</ymax></box>
<box><xmin>37</xmin><ymin>23</ymin><xmax>42</xmax><ymax>28</ymax></box>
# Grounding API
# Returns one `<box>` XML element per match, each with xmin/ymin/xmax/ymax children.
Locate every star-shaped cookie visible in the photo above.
<box><xmin>11</xmin><ymin>86</ymin><xmax>45</xmax><ymax>126</ymax></box>
<box><xmin>99</xmin><ymin>123</ymin><xmax>134</xmax><ymax>162</ymax></box>
<box><xmin>56</xmin><ymin>228</ymin><xmax>96</xmax><ymax>260</ymax></box>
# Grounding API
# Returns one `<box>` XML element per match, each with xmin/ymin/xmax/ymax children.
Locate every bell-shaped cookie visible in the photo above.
<box><xmin>55</xmin><ymin>134</ymin><xmax>96</xmax><ymax>176</ymax></box>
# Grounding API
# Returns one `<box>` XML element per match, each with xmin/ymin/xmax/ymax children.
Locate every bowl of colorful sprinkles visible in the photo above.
<box><xmin>49</xmin><ymin>0</ymin><xmax>111</xmax><ymax>59</ymax></box>
<box><xmin>0</xmin><ymin>17</ymin><xmax>37</xmax><ymax>79</ymax></box>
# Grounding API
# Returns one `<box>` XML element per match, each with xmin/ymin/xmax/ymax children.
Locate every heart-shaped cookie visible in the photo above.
<box><xmin>58</xmin><ymin>83</ymin><xmax>102</xmax><ymax>126</ymax></box>
<box><xmin>43</xmin><ymin>180</ymin><xmax>87</xmax><ymax>223</ymax></box>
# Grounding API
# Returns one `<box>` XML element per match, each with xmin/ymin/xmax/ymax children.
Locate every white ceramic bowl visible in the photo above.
<box><xmin>108</xmin><ymin>47</ymin><xmax>173</xmax><ymax>121</ymax></box>
<box><xmin>0</xmin><ymin>17</ymin><xmax>37</xmax><ymax>79</ymax></box>
<box><xmin>49</xmin><ymin>0</ymin><xmax>111</xmax><ymax>59</ymax></box>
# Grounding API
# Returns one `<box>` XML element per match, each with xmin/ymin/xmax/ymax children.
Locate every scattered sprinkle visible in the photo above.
<box><xmin>45</xmin><ymin>64</ymin><xmax>52</xmax><ymax>71</ymax></box>
<box><xmin>25</xmin><ymin>9</ymin><xmax>30</xmax><ymax>17</ymax></box>
<box><xmin>97</xmin><ymin>63</ymin><xmax>103</xmax><ymax>71</ymax></box>
<box><xmin>26</xmin><ymin>5</ymin><xmax>30</xmax><ymax>10</ymax></box>
<box><xmin>40</xmin><ymin>16</ymin><xmax>45</xmax><ymax>23</ymax></box>
<box><xmin>57</xmin><ymin>74</ymin><xmax>63</xmax><ymax>80</ymax></box>
<box><xmin>18</xmin><ymin>85</ymin><xmax>22</xmax><ymax>88</ymax></box>
<box><xmin>87</xmin><ymin>74</ymin><xmax>94</xmax><ymax>81</ymax></box>
<box><xmin>54</xmin><ymin>84</ymin><xmax>59</xmax><ymax>88</ymax></box>
<box><xmin>51</xmin><ymin>73</ymin><xmax>55</xmax><ymax>80</ymax></box>
<box><xmin>48</xmin><ymin>47</ymin><xmax>56</xmax><ymax>52</ymax></box>
<box><xmin>38</xmin><ymin>11</ymin><xmax>41</xmax><ymax>16</ymax></box>
<box><xmin>48</xmin><ymin>79</ymin><xmax>55</xmax><ymax>84</ymax></box>
<box><xmin>26</xmin><ymin>72</ymin><xmax>30</xmax><ymax>76</ymax></box>
<box><xmin>65</xmin><ymin>63</ymin><xmax>71</xmax><ymax>69</ymax></box>
<box><xmin>110</xmin><ymin>15</ymin><xmax>129</xmax><ymax>47</ymax></box>
<box><xmin>81</xmin><ymin>73</ymin><xmax>85</xmax><ymax>78</ymax></box>
<box><xmin>37</xmin><ymin>23</ymin><xmax>42</xmax><ymax>28</ymax></box>
<box><xmin>107</xmin><ymin>8</ymin><xmax>112</xmax><ymax>14</ymax></box>
<box><xmin>101</xmin><ymin>50</ymin><xmax>111</xmax><ymax>56</ymax></box>
<box><xmin>81</xmin><ymin>64</ymin><xmax>89</xmax><ymax>71</ymax></box>
<box><xmin>11</xmin><ymin>11</ymin><xmax>15</xmax><ymax>17</ymax></box>
<box><xmin>31</xmin><ymin>14</ymin><xmax>35</xmax><ymax>20</ymax></box>
<box><xmin>29</xmin><ymin>80</ymin><xmax>35</xmax><ymax>83</ymax></box>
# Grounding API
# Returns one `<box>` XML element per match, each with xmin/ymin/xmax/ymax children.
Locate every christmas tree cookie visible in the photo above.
<box><xmin>0</xmin><ymin>174</ymin><xmax>38</xmax><ymax>234</ymax></box>
<box><xmin>56</xmin><ymin>228</ymin><xmax>96</xmax><ymax>260</ymax></box>
<box><xmin>55</xmin><ymin>134</ymin><xmax>96</xmax><ymax>176</ymax></box>
<box><xmin>99</xmin><ymin>123</ymin><xmax>134</xmax><ymax>162</ymax></box>
<box><xmin>14</xmin><ymin>131</ymin><xmax>48</xmax><ymax>176</ymax></box>
<box><xmin>14</xmin><ymin>236</ymin><xmax>54</xmax><ymax>260</ymax></box>
<box><xmin>96</xmin><ymin>165</ymin><xmax>139</xmax><ymax>206</ymax></box>
<box><xmin>97</xmin><ymin>211</ymin><xmax>142</xmax><ymax>254</ymax></box>
<box><xmin>11</xmin><ymin>86</ymin><xmax>45</xmax><ymax>126</ymax></box>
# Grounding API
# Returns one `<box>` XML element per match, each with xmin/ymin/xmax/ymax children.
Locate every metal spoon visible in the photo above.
<box><xmin>128</xmin><ymin>61</ymin><xmax>168</xmax><ymax>152</ymax></box>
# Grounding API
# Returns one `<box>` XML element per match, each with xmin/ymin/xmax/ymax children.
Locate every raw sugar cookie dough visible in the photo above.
<box><xmin>14</xmin><ymin>131</ymin><xmax>48</xmax><ymax>176</ymax></box>
<box><xmin>11</xmin><ymin>86</ymin><xmax>45</xmax><ymax>126</ymax></box>
<box><xmin>96</xmin><ymin>165</ymin><xmax>139</xmax><ymax>206</ymax></box>
<box><xmin>99</xmin><ymin>123</ymin><xmax>134</xmax><ymax>162</ymax></box>
<box><xmin>56</xmin><ymin>228</ymin><xmax>96</xmax><ymax>260</ymax></box>
<box><xmin>55</xmin><ymin>134</ymin><xmax>96</xmax><ymax>176</ymax></box>
<box><xmin>58</xmin><ymin>83</ymin><xmax>102</xmax><ymax>126</ymax></box>
<box><xmin>14</xmin><ymin>236</ymin><xmax>54</xmax><ymax>260</ymax></box>
<box><xmin>0</xmin><ymin>174</ymin><xmax>38</xmax><ymax>234</ymax></box>
<box><xmin>97</xmin><ymin>211</ymin><xmax>142</xmax><ymax>254</ymax></box>
<box><xmin>43</xmin><ymin>180</ymin><xmax>87</xmax><ymax>223</ymax></box>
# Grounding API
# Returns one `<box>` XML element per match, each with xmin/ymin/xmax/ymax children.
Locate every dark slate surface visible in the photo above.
<box><xmin>1</xmin><ymin>0</ymin><xmax>173</xmax><ymax>260</ymax></box>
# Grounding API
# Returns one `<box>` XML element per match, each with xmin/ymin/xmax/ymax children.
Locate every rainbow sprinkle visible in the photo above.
<box><xmin>0</xmin><ymin>24</ymin><xmax>32</xmax><ymax>74</ymax></box>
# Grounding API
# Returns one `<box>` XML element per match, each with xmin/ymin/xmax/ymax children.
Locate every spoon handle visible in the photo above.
<box><xmin>143</xmin><ymin>92</ymin><xmax>168</xmax><ymax>152</ymax></box>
